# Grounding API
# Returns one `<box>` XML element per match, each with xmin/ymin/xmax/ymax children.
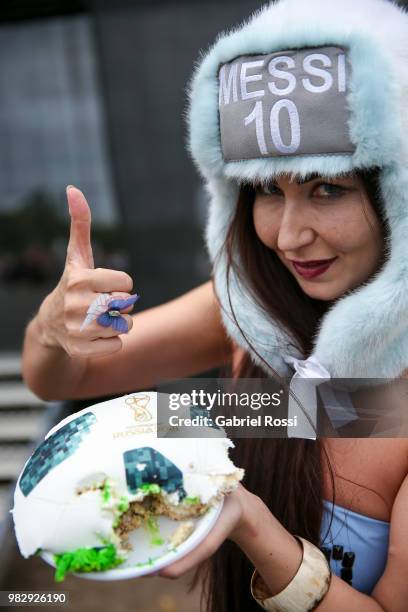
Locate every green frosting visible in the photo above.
<box><xmin>184</xmin><ymin>496</ymin><xmax>200</xmax><ymax>505</ymax></box>
<box><xmin>112</xmin><ymin>516</ymin><xmax>120</xmax><ymax>529</ymax></box>
<box><xmin>53</xmin><ymin>544</ymin><xmax>124</xmax><ymax>582</ymax></box>
<box><xmin>145</xmin><ymin>516</ymin><xmax>164</xmax><ymax>547</ymax></box>
<box><xmin>101</xmin><ymin>480</ymin><xmax>111</xmax><ymax>503</ymax></box>
<box><xmin>135</xmin><ymin>556</ymin><xmax>158</xmax><ymax>568</ymax></box>
<box><xmin>112</xmin><ymin>495</ymin><xmax>131</xmax><ymax>528</ymax></box>
<box><xmin>139</xmin><ymin>483</ymin><xmax>161</xmax><ymax>495</ymax></box>
<box><xmin>117</xmin><ymin>495</ymin><xmax>130</xmax><ymax>513</ymax></box>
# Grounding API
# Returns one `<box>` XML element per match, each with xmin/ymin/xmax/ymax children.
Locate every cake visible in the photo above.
<box><xmin>11</xmin><ymin>392</ymin><xmax>243</xmax><ymax>581</ymax></box>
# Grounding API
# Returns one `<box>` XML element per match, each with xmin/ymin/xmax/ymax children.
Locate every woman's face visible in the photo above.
<box><xmin>252</xmin><ymin>172</ymin><xmax>383</xmax><ymax>301</ymax></box>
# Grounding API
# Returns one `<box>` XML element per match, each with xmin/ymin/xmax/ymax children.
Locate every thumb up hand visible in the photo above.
<box><xmin>36</xmin><ymin>186</ymin><xmax>137</xmax><ymax>357</ymax></box>
<box><xmin>65</xmin><ymin>185</ymin><xmax>95</xmax><ymax>270</ymax></box>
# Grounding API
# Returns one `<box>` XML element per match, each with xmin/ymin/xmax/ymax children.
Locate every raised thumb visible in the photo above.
<box><xmin>65</xmin><ymin>185</ymin><xmax>95</xmax><ymax>269</ymax></box>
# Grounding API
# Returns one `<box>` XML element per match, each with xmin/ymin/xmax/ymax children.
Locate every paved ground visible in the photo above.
<box><xmin>1</xmin><ymin>537</ymin><xmax>202</xmax><ymax>612</ymax></box>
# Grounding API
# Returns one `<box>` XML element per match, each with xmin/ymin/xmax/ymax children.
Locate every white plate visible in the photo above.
<box><xmin>40</xmin><ymin>498</ymin><xmax>224</xmax><ymax>580</ymax></box>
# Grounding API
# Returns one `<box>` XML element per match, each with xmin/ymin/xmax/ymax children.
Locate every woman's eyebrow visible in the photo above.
<box><xmin>295</xmin><ymin>172</ymin><xmax>355</xmax><ymax>185</ymax></box>
<box><xmin>294</xmin><ymin>173</ymin><xmax>321</xmax><ymax>185</ymax></box>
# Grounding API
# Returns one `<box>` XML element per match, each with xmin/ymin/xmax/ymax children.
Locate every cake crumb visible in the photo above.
<box><xmin>168</xmin><ymin>521</ymin><xmax>195</xmax><ymax>548</ymax></box>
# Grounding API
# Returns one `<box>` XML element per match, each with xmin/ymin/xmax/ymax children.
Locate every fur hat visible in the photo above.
<box><xmin>187</xmin><ymin>0</ymin><xmax>408</xmax><ymax>381</ymax></box>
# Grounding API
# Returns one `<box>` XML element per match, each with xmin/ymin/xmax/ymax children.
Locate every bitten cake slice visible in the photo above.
<box><xmin>11</xmin><ymin>392</ymin><xmax>244</xmax><ymax>580</ymax></box>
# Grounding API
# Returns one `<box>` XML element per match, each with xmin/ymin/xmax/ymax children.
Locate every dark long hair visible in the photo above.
<box><xmin>193</xmin><ymin>168</ymin><xmax>388</xmax><ymax>612</ymax></box>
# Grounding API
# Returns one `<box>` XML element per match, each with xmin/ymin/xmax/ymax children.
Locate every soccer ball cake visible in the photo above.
<box><xmin>11</xmin><ymin>392</ymin><xmax>243</xmax><ymax>581</ymax></box>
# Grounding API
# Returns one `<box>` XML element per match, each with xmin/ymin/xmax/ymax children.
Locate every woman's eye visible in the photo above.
<box><xmin>257</xmin><ymin>183</ymin><xmax>281</xmax><ymax>196</ymax></box>
<box><xmin>313</xmin><ymin>183</ymin><xmax>346</xmax><ymax>198</ymax></box>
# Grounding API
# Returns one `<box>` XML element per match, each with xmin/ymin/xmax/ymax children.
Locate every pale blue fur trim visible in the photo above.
<box><xmin>188</xmin><ymin>1</ymin><xmax>408</xmax><ymax>379</ymax></box>
<box><xmin>188</xmin><ymin>27</ymin><xmax>401</xmax><ymax>181</ymax></box>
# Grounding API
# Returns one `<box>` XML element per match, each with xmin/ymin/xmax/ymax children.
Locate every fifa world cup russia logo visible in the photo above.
<box><xmin>125</xmin><ymin>395</ymin><xmax>153</xmax><ymax>422</ymax></box>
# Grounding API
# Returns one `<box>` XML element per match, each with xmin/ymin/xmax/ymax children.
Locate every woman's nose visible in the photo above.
<box><xmin>276</xmin><ymin>204</ymin><xmax>316</xmax><ymax>252</ymax></box>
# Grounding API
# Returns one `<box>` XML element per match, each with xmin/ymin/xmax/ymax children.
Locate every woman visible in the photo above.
<box><xmin>180</xmin><ymin>169</ymin><xmax>408</xmax><ymax>611</ymax></box>
<box><xmin>22</xmin><ymin>0</ymin><xmax>408</xmax><ymax>609</ymax></box>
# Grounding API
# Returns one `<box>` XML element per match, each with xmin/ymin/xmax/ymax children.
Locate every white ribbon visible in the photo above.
<box><xmin>282</xmin><ymin>355</ymin><xmax>359</xmax><ymax>439</ymax></box>
<box><xmin>283</xmin><ymin>355</ymin><xmax>330</xmax><ymax>439</ymax></box>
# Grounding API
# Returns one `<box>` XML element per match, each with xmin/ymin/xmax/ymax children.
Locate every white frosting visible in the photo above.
<box><xmin>11</xmin><ymin>392</ymin><xmax>243</xmax><ymax>558</ymax></box>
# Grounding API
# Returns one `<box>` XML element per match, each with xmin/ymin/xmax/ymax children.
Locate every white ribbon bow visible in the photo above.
<box><xmin>283</xmin><ymin>355</ymin><xmax>359</xmax><ymax>439</ymax></box>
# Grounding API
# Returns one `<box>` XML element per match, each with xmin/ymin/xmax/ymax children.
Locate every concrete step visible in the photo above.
<box><xmin>0</xmin><ymin>384</ymin><xmax>43</xmax><ymax>409</ymax></box>
<box><xmin>0</xmin><ymin>353</ymin><xmax>21</xmax><ymax>379</ymax></box>
<box><xmin>0</xmin><ymin>411</ymin><xmax>45</xmax><ymax>441</ymax></box>
<box><xmin>0</xmin><ymin>485</ymin><xmax>12</xmax><ymax>521</ymax></box>
<box><xmin>0</xmin><ymin>445</ymin><xmax>31</xmax><ymax>480</ymax></box>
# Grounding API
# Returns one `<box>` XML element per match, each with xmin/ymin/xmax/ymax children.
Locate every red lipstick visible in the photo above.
<box><xmin>291</xmin><ymin>257</ymin><xmax>337</xmax><ymax>279</ymax></box>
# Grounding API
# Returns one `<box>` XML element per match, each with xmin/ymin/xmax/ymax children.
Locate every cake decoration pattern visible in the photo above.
<box><xmin>19</xmin><ymin>412</ymin><xmax>97</xmax><ymax>496</ymax></box>
<box><xmin>124</xmin><ymin>447</ymin><xmax>186</xmax><ymax>498</ymax></box>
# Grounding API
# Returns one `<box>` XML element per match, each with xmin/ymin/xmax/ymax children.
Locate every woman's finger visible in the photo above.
<box><xmin>159</xmin><ymin>495</ymin><xmax>242</xmax><ymax>578</ymax></box>
<box><xmin>89</xmin><ymin>268</ymin><xmax>133</xmax><ymax>294</ymax></box>
<box><xmin>84</xmin><ymin>314</ymin><xmax>134</xmax><ymax>338</ymax></box>
<box><xmin>109</xmin><ymin>291</ymin><xmax>137</xmax><ymax>313</ymax></box>
<box><xmin>65</xmin><ymin>186</ymin><xmax>95</xmax><ymax>270</ymax></box>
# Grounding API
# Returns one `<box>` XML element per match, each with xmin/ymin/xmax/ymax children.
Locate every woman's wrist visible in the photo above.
<box><xmin>230</xmin><ymin>490</ymin><xmax>303</xmax><ymax>596</ymax></box>
<box><xmin>228</xmin><ymin>488</ymin><xmax>265</xmax><ymax>547</ymax></box>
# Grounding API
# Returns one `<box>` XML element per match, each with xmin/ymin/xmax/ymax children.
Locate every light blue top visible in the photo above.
<box><xmin>319</xmin><ymin>500</ymin><xmax>390</xmax><ymax>594</ymax></box>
